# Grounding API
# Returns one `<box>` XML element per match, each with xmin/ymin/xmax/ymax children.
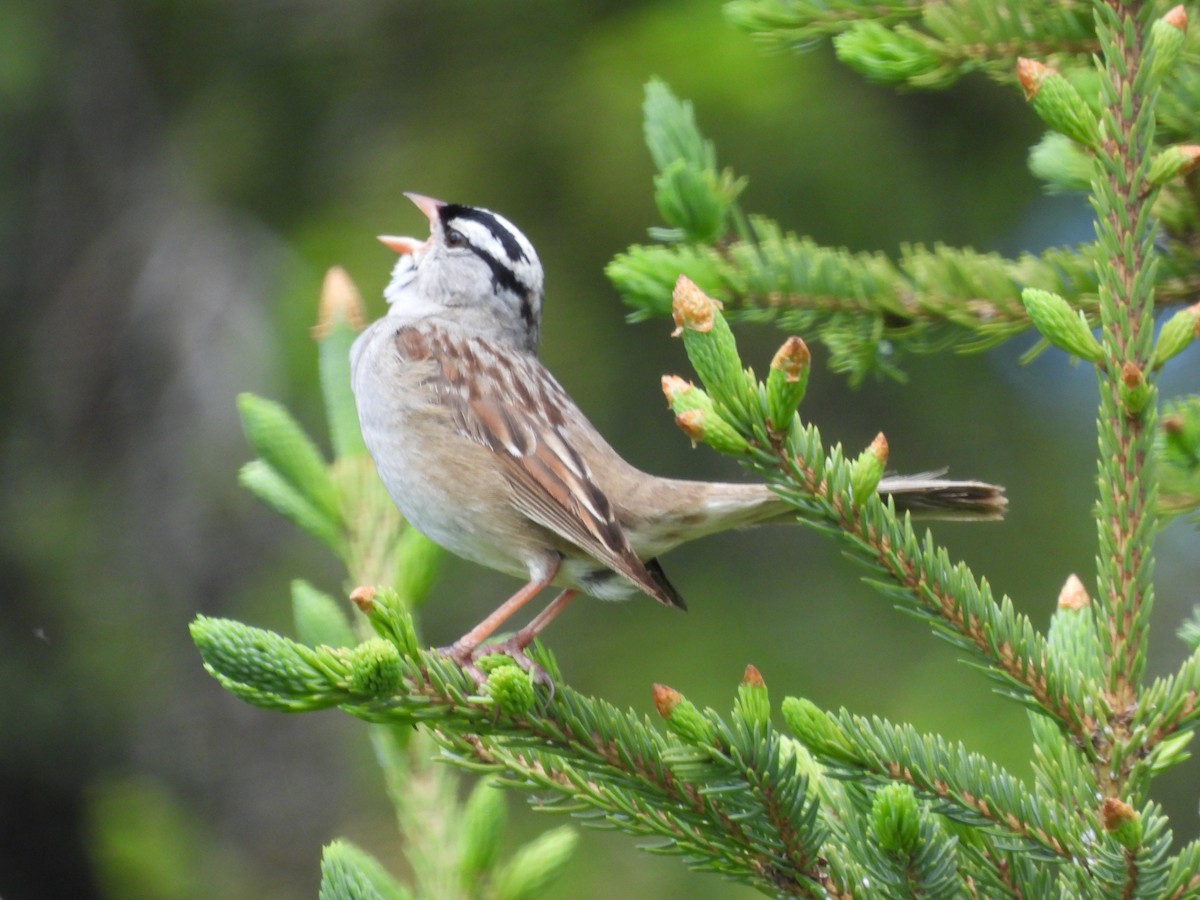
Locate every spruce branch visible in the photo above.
<box><xmin>949</xmin><ymin>824</ymin><xmax>1059</xmax><ymax>898</ymax></box>
<box><xmin>725</xmin><ymin>0</ymin><xmax>925</xmax><ymax>45</ymax></box>
<box><xmin>613</xmin><ymin>78</ymin><xmax>1195</xmax><ymax>386</ymax></box>
<box><xmin>863</xmin><ymin>783</ymin><xmax>964</xmax><ymax>896</ymax></box>
<box><xmin>1166</xmin><ymin>837</ymin><xmax>1200</xmax><ymax>899</ymax></box>
<box><xmin>1087</xmin><ymin>0</ymin><xmax>1163</xmax><ymax>755</ymax></box>
<box><xmin>370</xmin><ymin>729</ymin><xmax>465</xmax><ymax>900</ymax></box>
<box><xmin>1088</xmin><ymin>800</ymin><xmax>1174</xmax><ymax>900</ymax></box>
<box><xmin>1135</xmin><ymin>647</ymin><xmax>1200</xmax><ymax>760</ymax></box>
<box><xmin>319</xmin><ymin>838</ymin><xmax>410</xmax><ymax>900</ymax></box>
<box><xmin>195</xmin><ymin>598</ymin><xmax>837</xmax><ymax>897</ymax></box>
<box><xmin>614</xmin><ymin>76</ymin><xmax>1200</xmax><ymax>384</ymax></box>
<box><xmin>667</xmin><ymin>277</ymin><xmax>1095</xmax><ymax>742</ymax></box>
<box><xmin>727</xmin><ymin>0</ymin><xmax>1100</xmax><ymax>88</ymax></box>
<box><xmin>1029</xmin><ymin>579</ymin><xmax>1106</xmax><ymax>822</ymax></box>
<box><xmin>782</xmin><ymin>699</ymin><xmax>1077</xmax><ymax>862</ymax></box>
<box><xmin>610</xmin><ymin>229</ymin><xmax>1110</xmax><ymax>385</ymax></box>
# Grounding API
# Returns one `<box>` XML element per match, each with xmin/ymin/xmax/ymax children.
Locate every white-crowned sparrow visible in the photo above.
<box><xmin>350</xmin><ymin>193</ymin><xmax>1005</xmax><ymax>680</ymax></box>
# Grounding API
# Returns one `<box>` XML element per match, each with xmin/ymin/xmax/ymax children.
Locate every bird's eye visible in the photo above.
<box><xmin>445</xmin><ymin>228</ymin><xmax>467</xmax><ymax>248</ymax></box>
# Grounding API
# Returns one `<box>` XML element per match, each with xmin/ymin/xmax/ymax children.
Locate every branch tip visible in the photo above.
<box><xmin>1017</xmin><ymin>57</ymin><xmax>1050</xmax><ymax>100</ymax></box>
<box><xmin>349</xmin><ymin>585</ymin><xmax>377</xmax><ymax>614</ymax></box>
<box><xmin>313</xmin><ymin>266</ymin><xmax>367</xmax><ymax>339</ymax></box>
<box><xmin>652</xmin><ymin>683</ymin><xmax>682</xmax><ymax>718</ymax></box>
<box><xmin>671</xmin><ymin>275</ymin><xmax>721</xmax><ymax>336</ymax></box>
<box><xmin>741</xmin><ymin>664</ymin><xmax>765</xmax><ymax>688</ymax></box>
<box><xmin>1057</xmin><ymin>574</ymin><xmax>1091</xmax><ymax>611</ymax></box>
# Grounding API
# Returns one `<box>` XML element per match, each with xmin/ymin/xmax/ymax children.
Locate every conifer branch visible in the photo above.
<box><xmin>665</xmin><ymin>277</ymin><xmax>1096</xmax><ymax>740</ymax></box>
<box><xmin>764</xmin><ymin>439</ymin><xmax>1093</xmax><ymax>733</ymax></box>
<box><xmin>962</xmin><ymin>838</ymin><xmax>1050</xmax><ymax>898</ymax></box>
<box><xmin>1136</xmin><ymin>647</ymin><xmax>1200</xmax><ymax>755</ymax></box>
<box><xmin>194</xmin><ymin>605</ymin><xmax>839</xmax><ymax>897</ymax></box>
<box><xmin>727</xmin><ymin>0</ymin><xmax>1101</xmax><ymax>87</ymax></box>
<box><xmin>1166</xmin><ymin>837</ymin><xmax>1200</xmax><ymax>899</ymax></box>
<box><xmin>1088</xmin><ymin>0</ymin><xmax>1162</xmax><ymax>773</ymax></box>
<box><xmin>783</xmin><ymin>700</ymin><xmax>1077</xmax><ymax>863</ymax></box>
<box><xmin>611</xmin><ymin>232</ymin><xmax>1102</xmax><ymax>384</ymax></box>
<box><xmin>610</xmin><ymin>81</ymin><xmax>1200</xmax><ymax>384</ymax></box>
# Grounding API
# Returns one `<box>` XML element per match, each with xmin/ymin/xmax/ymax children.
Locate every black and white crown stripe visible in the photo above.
<box><xmin>438</xmin><ymin>204</ymin><xmax>543</xmax><ymax>328</ymax></box>
<box><xmin>441</xmin><ymin>204</ymin><xmax>532</xmax><ymax>264</ymax></box>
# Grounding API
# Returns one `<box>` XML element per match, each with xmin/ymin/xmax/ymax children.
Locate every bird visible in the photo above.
<box><xmin>350</xmin><ymin>193</ymin><xmax>1005</xmax><ymax>682</ymax></box>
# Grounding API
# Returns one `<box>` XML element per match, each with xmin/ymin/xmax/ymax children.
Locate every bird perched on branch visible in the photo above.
<box><xmin>350</xmin><ymin>194</ymin><xmax>1005</xmax><ymax>681</ymax></box>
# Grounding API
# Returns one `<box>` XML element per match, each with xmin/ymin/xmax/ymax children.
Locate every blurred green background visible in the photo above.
<box><xmin>3</xmin><ymin>0</ymin><xmax>1198</xmax><ymax>897</ymax></box>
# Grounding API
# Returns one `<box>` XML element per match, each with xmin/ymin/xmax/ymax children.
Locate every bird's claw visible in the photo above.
<box><xmin>484</xmin><ymin>636</ymin><xmax>555</xmax><ymax>694</ymax></box>
<box><xmin>439</xmin><ymin>637</ymin><xmax>555</xmax><ymax>697</ymax></box>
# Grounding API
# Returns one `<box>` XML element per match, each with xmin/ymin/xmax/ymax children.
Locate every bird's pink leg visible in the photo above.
<box><xmin>444</xmin><ymin>564</ymin><xmax>559</xmax><ymax>660</ymax></box>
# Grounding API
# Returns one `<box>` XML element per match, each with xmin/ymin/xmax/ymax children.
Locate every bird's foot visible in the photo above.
<box><xmin>438</xmin><ymin>642</ymin><xmax>487</xmax><ymax>684</ymax></box>
<box><xmin>439</xmin><ymin>637</ymin><xmax>554</xmax><ymax>696</ymax></box>
<box><xmin>480</xmin><ymin>635</ymin><xmax>555</xmax><ymax>693</ymax></box>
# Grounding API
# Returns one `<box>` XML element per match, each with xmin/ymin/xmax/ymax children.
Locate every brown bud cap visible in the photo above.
<box><xmin>1120</xmin><ymin>362</ymin><xmax>1151</xmax><ymax>415</ymax></box>
<box><xmin>1057</xmin><ymin>574</ymin><xmax>1091</xmax><ymax>611</ymax></box>
<box><xmin>1101</xmin><ymin>797</ymin><xmax>1136</xmax><ymax>831</ymax></box>
<box><xmin>1101</xmin><ymin>797</ymin><xmax>1143</xmax><ymax>850</ymax></box>
<box><xmin>652</xmin><ymin>683</ymin><xmax>682</xmax><ymax>718</ymax></box>
<box><xmin>312</xmin><ymin>266</ymin><xmax>367</xmax><ymax>339</ymax></box>
<box><xmin>1179</xmin><ymin>148</ymin><xmax>1200</xmax><ymax>178</ymax></box>
<box><xmin>675</xmin><ymin>408</ymin><xmax>705</xmax><ymax>445</ymax></box>
<box><xmin>661</xmin><ymin>374</ymin><xmax>694</xmax><ymax>406</ymax></box>
<box><xmin>1162</xmin><ymin>414</ymin><xmax>1185</xmax><ymax>435</ymax></box>
<box><xmin>671</xmin><ymin>275</ymin><xmax>720</xmax><ymax>336</ymax></box>
<box><xmin>1191</xmin><ymin>302</ymin><xmax>1200</xmax><ymax>337</ymax></box>
<box><xmin>869</xmin><ymin>432</ymin><xmax>889</xmax><ymax>465</ymax></box>
<box><xmin>349</xmin><ymin>585</ymin><xmax>377</xmax><ymax>614</ymax></box>
<box><xmin>770</xmin><ymin>336</ymin><xmax>811</xmax><ymax>382</ymax></box>
<box><xmin>1017</xmin><ymin>57</ymin><xmax>1051</xmax><ymax>100</ymax></box>
<box><xmin>1165</xmin><ymin>4</ymin><xmax>1187</xmax><ymax>30</ymax></box>
<box><xmin>742</xmin><ymin>664</ymin><xmax>765</xmax><ymax>688</ymax></box>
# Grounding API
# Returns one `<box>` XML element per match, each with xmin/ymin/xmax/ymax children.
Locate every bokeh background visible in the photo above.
<box><xmin>3</xmin><ymin>1</ymin><xmax>1198</xmax><ymax>897</ymax></box>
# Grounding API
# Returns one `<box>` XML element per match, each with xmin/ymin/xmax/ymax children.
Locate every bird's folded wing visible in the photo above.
<box><xmin>463</xmin><ymin>395</ymin><xmax>677</xmax><ymax>604</ymax></box>
<box><xmin>392</xmin><ymin>323</ymin><xmax>680</xmax><ymax>606</ymax></box>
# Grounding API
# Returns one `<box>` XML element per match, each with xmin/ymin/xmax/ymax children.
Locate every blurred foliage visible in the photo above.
<box><xmin>3</xmin><ymin>0</ymin><xmax>1198</xmax><ymax>898</ymax></box>
<box><xmin>85</xmin><ymin>775</ymin><xmax>273</xmax><ymax>900</ymax></box>
<box><xmin>1160</xmin><ymin>396</ymin><xmax>1200</xmax><ymax>524</ymax></box>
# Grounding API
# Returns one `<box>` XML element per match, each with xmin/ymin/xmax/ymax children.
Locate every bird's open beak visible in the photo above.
<box><xmin>405</xmin><ymin>192</ymin><xmax>445</xmax><ymax>223</ymax></box>
<box><xmin>377</xmin><ymin>234</ymin><xmax>424</xmax><ymax>255</ymax></box>
<box><xmin>378</xmin><ymin>192</ymin><xmax>447</xmax><ymax>255</ymax></box>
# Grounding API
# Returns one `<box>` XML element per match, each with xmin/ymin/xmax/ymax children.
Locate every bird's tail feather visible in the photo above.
<box><xmin>626</xmin><ymin>472</ymin><xmax>1006</xmax><ymax>560</ymax></box>
<box><xmin>697</xmin><ymin>471</ymin><xmax>1007</xmax><ymax>530</ymax></box>
<box><xmin>877</xmin><ymin>471</ymin><xmax>1007</xmax><ymax>521</ymax></box>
